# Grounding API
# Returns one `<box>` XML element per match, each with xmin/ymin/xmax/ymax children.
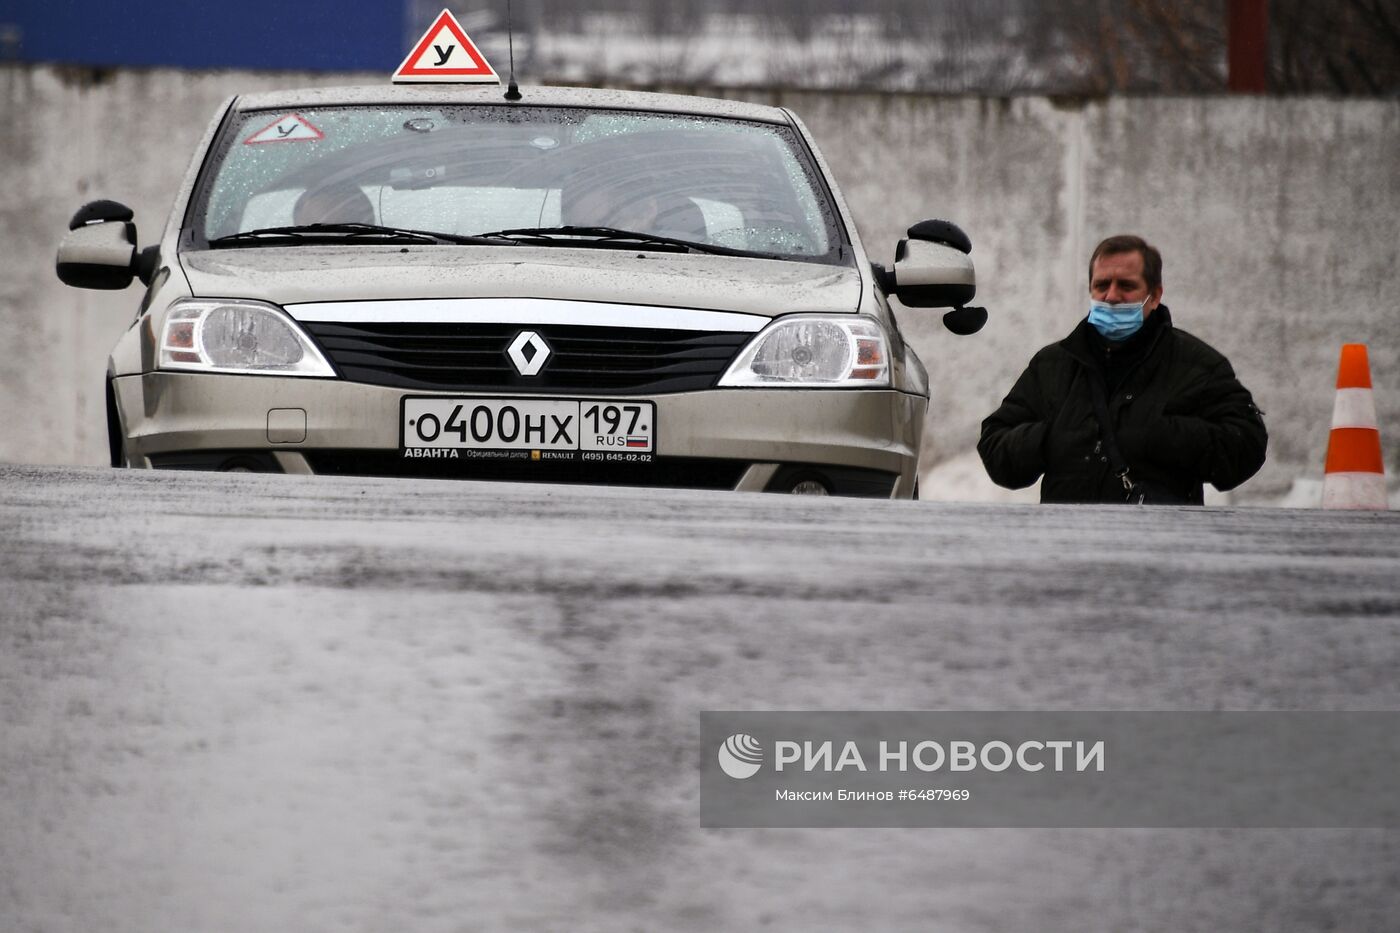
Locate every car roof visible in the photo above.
<box><xmin>233</xmin><ymin>85</ymin><xmax>791</xmax><ymax>125</ymax></box>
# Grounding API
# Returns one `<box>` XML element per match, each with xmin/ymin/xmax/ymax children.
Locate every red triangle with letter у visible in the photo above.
<box><xmin>393</xmin><ymin>8</ymin><xmax>500</xmax><ymax>84</ymax></box>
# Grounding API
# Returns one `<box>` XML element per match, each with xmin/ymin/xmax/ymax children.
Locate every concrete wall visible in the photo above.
<box><xmin>3</xmin><ymin>65</ymin><xmax>1397</xmax><ymax>502</ymax></box>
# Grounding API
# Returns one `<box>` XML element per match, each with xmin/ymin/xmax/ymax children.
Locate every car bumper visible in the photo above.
<box><xmin>113</xmin><ymin>372</ymin><xmax>926</xmax><ymax>497</ymax></box>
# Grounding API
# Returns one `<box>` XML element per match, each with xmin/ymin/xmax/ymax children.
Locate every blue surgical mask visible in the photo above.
<box><xmin>1088</xmin><ymin>297</ymin><xmax>1147</xmax><ymax>341</ymax></box>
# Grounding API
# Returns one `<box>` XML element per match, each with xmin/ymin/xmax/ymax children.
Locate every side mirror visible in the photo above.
<box><xmin>891</xmin><ymin>219</ymin><xmax>975</xmax><ymax>309</ymax></box>
<box><xmin>942</xmin><ymin>305</ymin><xmax>987</xmax><ymax>335</ymax></box>
<box><xmin>56</xmin><ymin>200</ymin><xmax>145</xmax><ymax>290</ymax></box>
<box><xmin>68</xmin><ymin>199</ymin><xmax>134</xmax><ymax>229</ymax></box>
<box><xmin>888</xmin><ymin>219</ymin><xmax>986</xmax><ymax>335</ymax></box>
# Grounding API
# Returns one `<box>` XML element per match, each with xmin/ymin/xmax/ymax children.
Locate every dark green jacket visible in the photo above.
<box><xmin>978</xmin><ymin>307</ymin><xmax>1267</xmax><ymax>504</ymax></box>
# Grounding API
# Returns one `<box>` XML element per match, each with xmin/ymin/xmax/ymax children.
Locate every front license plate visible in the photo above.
<box><xmin>402</xmin><ymin>398</ymin><xmax>656</xmax><ymax>453</ymax></box>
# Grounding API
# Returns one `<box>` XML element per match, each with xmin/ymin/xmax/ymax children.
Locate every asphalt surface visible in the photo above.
<box><xmin>3</xmin><ymin>464</ymin><xmax>1399</xmax><ymax>932</ymax></box>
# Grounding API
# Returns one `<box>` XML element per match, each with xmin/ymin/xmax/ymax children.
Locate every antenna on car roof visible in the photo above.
<box><xmin>503</xmin><ymin>0</ymin><xmax>522</xmax><ymax>101</ymax></box>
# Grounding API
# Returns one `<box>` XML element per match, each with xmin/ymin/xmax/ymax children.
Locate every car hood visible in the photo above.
<box><xmin>179</xmin><ymin>246</ymin><xmax>862</xmax><ymax>318</ymax></box>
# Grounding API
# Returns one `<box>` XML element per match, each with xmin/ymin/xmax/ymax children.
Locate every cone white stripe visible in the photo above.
<box><xmin>1331</xmin><ymin>388</ymin><xmax>1380</xmax><ymax>430</ymax></box>
<box><xmin>1322</xmin><ymin>473</ymin><xmax>1389</xmax><ymax>510</ymax></box>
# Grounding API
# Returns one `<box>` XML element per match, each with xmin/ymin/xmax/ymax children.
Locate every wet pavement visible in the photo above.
<box><xmin>3</xmin><ymin>464</ymin><xmax>1399</xmax><ymax>932</ymax></box>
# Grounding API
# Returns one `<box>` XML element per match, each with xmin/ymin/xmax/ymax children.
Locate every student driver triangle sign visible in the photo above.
<box><xmin>394</xmin><ymin>9</ymin><xmax>500</xmax><ymax>84</ymax></box>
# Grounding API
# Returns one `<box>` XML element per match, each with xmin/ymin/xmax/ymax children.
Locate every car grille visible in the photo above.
<box><xmin>301</xmin><ymin>451</ymin><xmax>748</xmax><ymax>490</ymax></box>
<box><xmin>301</xmin><ymin>321</ymin><xmax>753</xmax><ymax>394</ymax></box>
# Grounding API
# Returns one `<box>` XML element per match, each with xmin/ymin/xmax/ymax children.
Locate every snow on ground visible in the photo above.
<box><xmin>920</xmin><ymin>450</ymin><xmax>1400</xmax><ymax>509</ymax></box>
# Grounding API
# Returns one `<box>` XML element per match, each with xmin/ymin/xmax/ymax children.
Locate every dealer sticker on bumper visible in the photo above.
<box><xmin>402</xmin><ymin>398</ymin><xmax>656</xmax><ymax>455</ymax></box>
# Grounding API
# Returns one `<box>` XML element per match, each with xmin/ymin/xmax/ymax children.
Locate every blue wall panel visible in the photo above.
<box><xmin>3</xmin><ymin>0</ymin><xmax>409</xmax><ymax>71</ymax></box>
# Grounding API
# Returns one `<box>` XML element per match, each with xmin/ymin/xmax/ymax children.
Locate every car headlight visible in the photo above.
<box><xmin>718</xmin><ymin>314</ymin><xmax>890</xmax><ymax>387</ymax></box>
<box><xmin>158</xmin><ymin>299</ymin><xmax>335</xmax><ymax>376</ymax></box>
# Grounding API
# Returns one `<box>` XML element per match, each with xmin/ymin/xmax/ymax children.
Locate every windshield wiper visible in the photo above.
<box><xmin>474</xmin><ymin>226</ymin><xmax>782</xmax><ymax>260</ymax></box>
<box><xmin>209</xmin><ymin>223</ymin><xmax>514</xmax><ymax>247</ymax></box>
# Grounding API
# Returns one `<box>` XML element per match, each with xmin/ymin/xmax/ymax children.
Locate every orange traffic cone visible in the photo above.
<box><xmin>1322</xmin><ymin>344</ymin><xmax>1388</xmax><ymax>510</ymax></box>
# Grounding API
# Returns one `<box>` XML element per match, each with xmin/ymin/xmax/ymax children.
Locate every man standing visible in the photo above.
<box><xmin>978</xmin><ymin>235</ymin><xmax>1267</xmax><ymax>504</ymax></box>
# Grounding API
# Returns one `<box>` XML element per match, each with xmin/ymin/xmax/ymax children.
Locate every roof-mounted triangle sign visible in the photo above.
<box><xmin>393</xmin><ymin>8</ymin><xmax>500</xmax><ymax>84</ymax></box>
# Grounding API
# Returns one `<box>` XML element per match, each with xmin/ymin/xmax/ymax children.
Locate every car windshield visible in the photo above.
<box><xmin>192</xmin><ymin>105</ymin><xmax>845</xmax><ymax>263</ymax></box>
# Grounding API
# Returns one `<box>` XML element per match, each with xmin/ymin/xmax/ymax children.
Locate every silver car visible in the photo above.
<box><xmin>57</xmin><ymin>85</ymin><xmax>984</xmax><ymax>498</ymax></box>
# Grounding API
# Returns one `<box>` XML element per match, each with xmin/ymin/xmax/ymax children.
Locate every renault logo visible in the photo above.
<box><xmin>507</xmin><ymin>331</ymin><xmax>551</xmax><ymax>376</ymax></box>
